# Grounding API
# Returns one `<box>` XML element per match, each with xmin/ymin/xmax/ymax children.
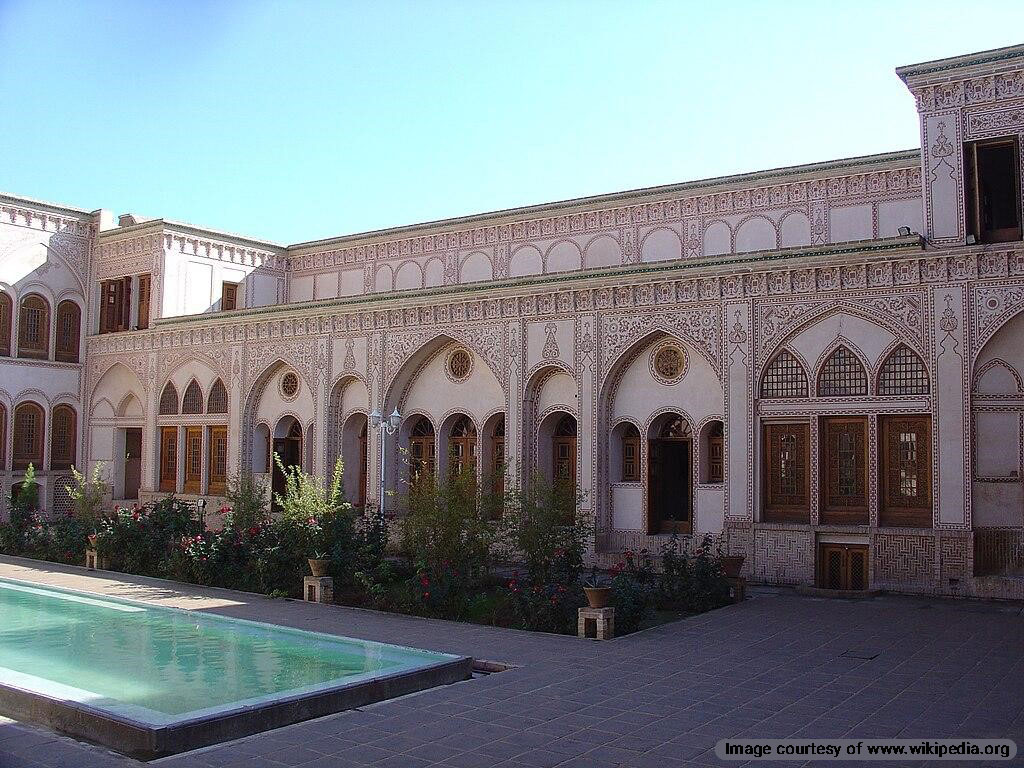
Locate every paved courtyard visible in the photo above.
<box><xmin>1</xmin><ymin>556</ymin><xmax>1023</xmax><ymax>768</ymax></box>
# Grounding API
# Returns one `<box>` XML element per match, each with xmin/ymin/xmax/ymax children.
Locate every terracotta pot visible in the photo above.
<box><xmin>722</xmin><ymin>555</ymin><xmax>745</xmax><ymax>579</ymax></box>
<box><xmin>308</xmin><ymin>558</ymin><xmax>329</xmax><ymax>577</ymax></box>
<box><xmin>86</xmin><ymin>533</ymin><xmax>98</xmax><ymax>549</ymax></box>
<box><xmin>584</xmin><ymin>586</ymin><xmax>611</xmax><ymax>609</ymax></box>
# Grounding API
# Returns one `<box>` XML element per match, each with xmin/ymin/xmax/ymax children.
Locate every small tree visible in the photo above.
<box><xmin>225</xmin><ymin>472</ymin><xmax>268</xmax><ymax>532</ymax></box>
<box><xmin>66</xmin><ymin>463</ymin><xmax>108</xmax><ymax>533</ymax></box>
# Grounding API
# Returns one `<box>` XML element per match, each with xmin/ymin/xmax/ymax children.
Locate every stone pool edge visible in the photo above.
<box><xmin>0</xmin><ymin>653</ymin><xmax>473</xmax><ymax>760</ymax></box>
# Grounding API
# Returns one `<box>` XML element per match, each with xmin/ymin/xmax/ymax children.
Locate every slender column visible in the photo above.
<box><xmin>933</xmin><ymin>285</ymin><xmax>970</xmax><ymax>526</ymax></box>
<box><xmin>724</xmin><ymin>302</ymin><xmax>752</xmax><ymax>520</ymax></box>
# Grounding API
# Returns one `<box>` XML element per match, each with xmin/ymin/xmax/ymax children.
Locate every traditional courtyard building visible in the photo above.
<box><xmin>2</xmin><ymin>45</ymin><xmax>1024</xmax><ymax>597</ymax></box>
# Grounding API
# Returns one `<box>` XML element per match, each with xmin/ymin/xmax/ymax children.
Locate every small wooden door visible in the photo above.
<box><xmin>880</xmin><ymin>416</ymin><xmax>932</xmax><ymax>528</ymax></box>
<box><xmin>124</xmin><ymin>428</ymin><xmax>142</xmax><ymax>500</ymax></box>
<box><xmin>184</xmin><ymin>427</ymin><xmax>203</xmax><ymax>494</ymax></box>
<box><xmin>552</xmin><ymin>415</ymin><xmax>577</xmax><ymax>489</ymax></box>
<box><xmin>357</xmin><ymin>422</ymin><xmax>367</xmax><ymax>507</ymax></box>
<box><xmin>821</xmin><ymin>417</ymin><xmax>868</xmax><ymax>525</ymax></box>
<box><xmin>208</xmin><ymin>426</ymin><xmax>228</xmax><ymax>496</ymax></box>
<box><xmin>763</xmin><ymin>423</ymin><xmax>810</xmax><ymax>522</ymax></box>
<box><xmin>819</xmin><ymin>543</ymin><xmax>869</xmax><ymax>590</ymax></box>
<box><xmin>449</xmin><ymin>416</ymin><xmax>477</xmax><ymax>477</ymax></box>
<box><xmin>159</xmin><ymin>426</ymin><xmax>177</xmax><ymax>492</ymax></box>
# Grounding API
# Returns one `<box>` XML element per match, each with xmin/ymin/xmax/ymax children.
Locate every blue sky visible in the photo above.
<box><xmin>1</xmin><ymin>1</ymin><xmax>1023</xmax><ymax>245</ymax></box>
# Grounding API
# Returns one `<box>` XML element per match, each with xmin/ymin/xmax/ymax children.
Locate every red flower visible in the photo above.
<box><xmin>419</xmin><ymin>576</ymin><xmax>430</xmax><ymax>587</ymax></box>
<box><xmin>422</xmin><ymin>591</ymin><xmax>430</xmax><ymax>599</ymax></box>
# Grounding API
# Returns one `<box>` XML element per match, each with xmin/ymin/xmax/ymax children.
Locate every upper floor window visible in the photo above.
<box><xmin>13</xmin><ymin>401</ymin><xmax>45</xmax><ymax>471</ymax></box>
<box><xmin>818</xmin><ymin>346</ymin><xmax>868</xmax><ymax>397</ymax></box>
<box><xmin>54</xmin><ymin>300</ymin><xmax>81</xmax><ymax>363</ymax></box>
<box><xmin>18</xmin><ymin>294</ymin><xmax>49</xmax><ymax>359</ymax></box>
<box><xmin>181</xmin><ymin>380</ymin><xmax>203</xmax><ymax>414</ymax></box>
<box><xmin>138</xmin><ymin>274</ymin><xmax>151</xmax><ymax>329</ymax></box>
<box><xmin>50</xmin><ymin>405</ymin><xmax>77</xmax><ymax>470</ymax></box>
<box><xmin>159</xmin><ymin>382</ymin><xmax>179</xmax><ymax>416</ymax></box>
<box><xmin>207</xmin><ymin>379</ymin><xmax>228</xmax><ymax>414</ymax></box>
<box><xmin>0</xmin><ymin>292</ymin><xmax>11</xmax><ymax>356</ymax></box>
<box><xmin>99</xmin><ymin>277</ymin><xmax>132</xmax><ymax>333</ymax></box>
<box><xmin>965</xmin><ymin>137</ymin><xmax>1022</xmax><ymax>243</ymax></box>
<box><xmin>878</xmin><ymin>345</ymin><xmax>930</xmax><ymax>396</ymax></box>
<box><xmin>222</xmin><ymin>281</ymin><xmax>239</xmax><ymax>311</ymax></box>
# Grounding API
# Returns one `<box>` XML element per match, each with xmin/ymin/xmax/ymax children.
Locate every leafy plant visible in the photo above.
<box><xmin>66</xmin><ymin>463</ymin><xmax>108</xmax><ymax>533</ymax></box>
<box><xmin>224</xmin><ymin>471</ymin><xmax>268</xmax><ymax>532</ymax></box>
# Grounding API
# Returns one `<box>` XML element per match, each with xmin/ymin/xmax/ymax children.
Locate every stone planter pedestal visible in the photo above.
<box><xmin>578</xmin><ymin>606</ymin><xmax>615</xmax><ymax>640</ymax></box>
<box><xmin>303</xmin><ymin>576</ymin><xmax>333</xmax><ymax>604</ymax></box>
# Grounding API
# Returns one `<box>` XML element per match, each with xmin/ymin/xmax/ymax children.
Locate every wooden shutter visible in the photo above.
<box><xmin>0</xmin><ymin>404</ymin><xmax>6</xmax><ymax>469</ymax></box>
<box><xmin>184</xmin><ymin>427</ymin><xmax>202</xmax><ymax>494</ymax></box>
<box><xmin>159</xmin><ymin>427</ymin><xmax>177</xmax><ymax>492</ymax></box>
<box><xmin>208</xmin><ymin>426</ymin><xmax>228</xmax><ymax>495</ymax></box>
<box><xmin>819</xmin><ymin>543</ymin><xmax>869</xmax><ymax>591</ymax></box>
<box><xmin>13</xmin><ymin>403</ymin><xmax>44</xmax><ymax>471</ymax></box>
<box><xmin>763</xmin><ymin>423</ymin><xmax>809</xmax><ymax>522</ymax></box>
<box><xmin>622</xmin><ymin>434</ymin><xmax>639</xmax><ymax>481</ymax></box>
<box><xmin>137</xmin><ymin>274</ymin><xmax>151</xmax><ymax>330</ymax></box>
<box><xmin>880</xmin><ymin>416</ymin><xmax>932</xmax><ymax>528</ymax></box>
<box><xmin>18</xmin><ymin>295</ymin><xmax>49</xmax><ymax>359</ymax></box>
<box><xmin>55</xmin><ymin>301</ymin><xmax>81</xmax><ymax>363</ymax></box>
<box><xmin>0</xmin><ymin>293</ymin><xmax>11</xmax><ymax>356</ymax></box>
<box><xmin>120</xmin><ymin>276</ymin><xmax>132</xmax><ymax>330</ymax></box>
<box><xmin>222</xmin><ymin>282</ymin><xmax>238</xmax><ymax>311</ymax></box>
<box><xmin>821</xmin><ymin>417</ymin><xmax>868</xmax><ymax>525</ymax></box>
<box><xmin>50</xmin><ymin>405</ymin><xmax>76</xmax><ymax>470</ymax></box>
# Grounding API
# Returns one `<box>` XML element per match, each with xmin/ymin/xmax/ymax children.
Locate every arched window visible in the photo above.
<box><xmin>54</xmin><ymin>300</ymin><xmax>81</xmax><ymax>363</ymax></box>
<box><xmin>50</xmin><ymin>405</ymin><xmax>77</xmax><ymax>470</ymax></box>
<box><xmin>818</xmin><ymin>346</ymin><xmax>868</xmax><ymax>397</ymax></box>
<box><xmin>553</xmin><ymin>415</ymin><xmax>577</xmax><ymax>488</ymax></box>
<box><xmin>358</xmin><ymin>420</ymin><xmax>368</xmax><ymax>506</ymax></box>
<box><xmin>761</xmin><ymin>350</ymin><xmax>808</xmax><ymax>398</ymax></box>
<box><xmin>621</xmin><ymin>423</ymin><xmax>640</xmax><ymax>482</ymax></box>
<box><xmin>449</xmin><ymin>415</ymin><xmax>477</xmax><ymax>477</ymax></box>
<box><xmin>18</xmin><ymin>294</ymin><xmax>50</xmax><ymax>359</ymax></box>
<box><xmin>207</xmin><ymin>379</ymin><xmax>228</xmax><ymax>413</ymax></box>
<box><xmin>13</xmin><ymin>402</ymin><xmax>45</xmax><ymax>470</ymax></box>
<box><xmin>0</xmin><ymin>292</ymin><xmax>12</xmax><ymax>356</ymax></box>
<box><xmin>409</xmin><ymin>417</ymin><xmax>435</xmax><ymax>487</ymax></box>
<box><xmin>0</xmin><ymin>403</ymin><xmax>6</xmax><ymax>469</ymax></box>
<box><xmin>490</xmin><ymin>416</ymin><xmax>505</xmax><ymax>497</ymax></box>
<box><xmin>706</xmin><ymin>421</ymin><xmax>724</xmax><ymax>484</ymax></box>
<box><xmin>878</xmin><ymin>345</ymin><xmax>929</xmax><ymax>395</ymax></box>
<box><xmin>181</xmin><ymin>380</ymin><xmax>203</xmax><ymax>414</ymax></box>
<box><xmin>159</xmin><ymin>383</ymin><xmax>179</xmax><ymax>415</ymax></box>
<box><xmin>660</xmin><ymin>416</ymin><xmax>692</xmax><ymax>439</ymax></box>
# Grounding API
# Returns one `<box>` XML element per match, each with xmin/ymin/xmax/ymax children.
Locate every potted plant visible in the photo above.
<box><xmin>583</xmin><ymin>567</ymin><xmax>611</xmax><ymax>608</ymax></box>
<box><xmin>722</xmin><ymin>554</ymin><xmax>745</xmax><ymax>579</ymax></box>
<box><xmin>308</xmin><ymin>552</ymin><xmax>330</xmax><ymax>577</ymax></box>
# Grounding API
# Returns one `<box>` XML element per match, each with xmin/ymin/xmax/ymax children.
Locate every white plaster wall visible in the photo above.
<box><xmin>611</xmin><ymin>341</ymin><xmax>723</xmax><ymax>425</ymax></box>
<box><xmin>734</xmin><ymin>217</ymin><xmax>776</xmax><ymax>253</ymax></box>
<box><xmin>878</xmin><ymin>198</ymin><xmax>924</xmax><ymax>237</ymax></box>
<box><xmin>509</xmin><ymin>245</ymin><xmax>543</xmax><ymax>277</ymax></box>
<box><xmin>585</xmin><ymin>235</ymin><xmax>621</xmax><ymax>269</ymax></box>
<box><xmin>460</xmin><ymin>252</ymin><xmax>492</xmax><ymax>283</ymax></box>
<box><xmin>403</xmin><ymin>347</ymin><xmax>504</xmax><ymax>424</ymax></box>
<box><xmin>314</xmin><ymin>272</ymin><xmax>338</xmax><ymax>300</ymax></box>
<box><xmin>255</xmin><ymin>374</ymin><xmax>314</xmax><ymax>428</ymax></box>
<box><xmin>780</xmin><ymin>213</ymin><xmax>812</xmax><ymax>248</ymax></box>
<box><xmin>340</xmin><ymin>268</ymin><xmax>363</xmax><ymax>296</ymax></box>
<box><xmin>612</xmin><ymin>484</ymin><xmax>643</xmax><ymax>529</ymax></box>
<box><xmin>162</xmin><ymin>238</ymin><xmax>278</xmax><ymax>317</ymax></box>
<box><xmin>639</xmin><ymin>227</ymin><xmax>682</xmax><ymax>263</ymax></box>
<box><xmin>787</xmin><ymin>313</ymin><xmax>896</xmax><ymax>375</ymax></box>
<box><xmin>830</xmin><ymin>204</ymin><xmax>873</xmax><ymax>242</ymax></box>
<box><xmin>536</xmin><ymin>372</ymin><xmax>577</xmax><ymax>416</ymax></box>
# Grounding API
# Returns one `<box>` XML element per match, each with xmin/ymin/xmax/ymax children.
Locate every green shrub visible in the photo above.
<box><xmin>658</xmin><ymin>534</ymin><xmax>730</xmax><ymax>613</ymax></box>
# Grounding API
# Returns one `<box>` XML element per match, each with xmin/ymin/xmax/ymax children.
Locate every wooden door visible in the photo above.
<box><xmin>763</xmin><ymin>423</ymin><xmax>809</xmax><ymax>522</ymax></box>
<box><xmin>820</xmin><ymin>417</ymin><xmax>868</xmax><ymax>525</ymax></box>
<box><xmin>648</xmin><ymin>439</ymin><xmax>693</xmax><ymax>534</ymax></box>
<box><xmin>409</xmin><ymin>435</ymin><xmax>435</xmax><ymax>488</ymax></box>
<box><xmin>159</xmin><ymin>426</ymin><xmax>177</xmax><ymax>492</ymax></box>
<box><xmin>208</xmin><ymin>426</ymin><xmax>228</xmax><ymax>496</ymax></box>
<box><xmin>819</xmin><ymin>543</ymin><xmax>869</xmax><ymax>590</ymax></box>
<box><xmin>358</xmin><ymin>423</ymin><xmax>367</xmax><ymax>507</ymax></box>
<box><xmin>184</xmin><ymin>426</ymin><xmax>202</xmax><ymax>494</ymax></box>
<box><xmin>124</xmin><ymin>428</ymin><xmax>142</xmax><ymax>500</ymax></box>
<box><xmin>880</xmin><ymin>416</ymin><xmax>931</xmax><ymax>528</ymax></box>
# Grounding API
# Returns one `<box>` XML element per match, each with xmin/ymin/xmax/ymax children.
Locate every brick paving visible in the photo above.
<box><xmin>1</xmin><ymin>556</ymin><xmax>1023</xmax><ymax>768</ymax></box>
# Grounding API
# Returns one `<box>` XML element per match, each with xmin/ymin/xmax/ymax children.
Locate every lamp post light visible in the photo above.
<box><xmin>369</xmin><ymin>407</ymin><xmax>401</xmax><ymax>516</ymax></box>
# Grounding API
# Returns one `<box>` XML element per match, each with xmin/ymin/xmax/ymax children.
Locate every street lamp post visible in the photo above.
<box><xmin>369</xmin><ymin>407</ymin><xmax>401</xmax><ymax>516</ymax></box>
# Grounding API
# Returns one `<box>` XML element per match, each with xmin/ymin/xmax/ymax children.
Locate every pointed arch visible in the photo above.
<box><xmin>54</xmin><ymin>299</ymin><xmax>81</xmax><ymax>363</ymax></box>
<box><xmin>50</xmin><ymin>404</ymin><xmax>77</xmax><ymax>470</ymax></box>
<box><xmin>207</xmin><ymin>378</ymin><xmax>228</xmax><ymax>413</ymax></box>
<box><xmin>181</xmin><ymin>379</ymin><xmax>204</xmax><ymax>414</ymax></box>
<box><xmin>159</xmin><ymin>382</ymin><xmax>179</xmax><ymax>415</ymax></box>
<box><xmin>878</xmin><ymin>344</ymin><xmax>930</xmax><ymax>395</ymax></box>
<box><xmin>13</xmin><ymin>401</ymin><xmax>45</xmax><ymax>470</ymax></box>
<box><xmin>18</xmin><ymin>293</ymin><xmax>50</xmax><ymax>359</ymax></box>
<box><xmin>761</xmin><ymin>349</ymin><xmax>809</xmax><ymax>398</ymax></box>
<box><xmin>816</xmin><ymin>344</ymin><xmax>868</xmax><ymax>397</ymax></box>
<box><xmin>0</xmin><ymin>290</ymin><xmax>13</xmax><ymax>356</ymax></box>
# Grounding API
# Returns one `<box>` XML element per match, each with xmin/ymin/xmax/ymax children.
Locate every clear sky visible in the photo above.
<box><xmin>1</xmin><ymin>1</ymin><xmax>1023</xmax><ymax>245</ymax></box>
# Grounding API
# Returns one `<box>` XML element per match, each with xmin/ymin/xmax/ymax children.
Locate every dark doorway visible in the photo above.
<box><xmin>272</xmin><ymin>420</ymin><xmax>302</xmax><ymax>512</ymax></box>
<box><xmin>648</xmin><ymin>415</ymin><xmax>693</xmax><ymax>534</ymax></box>
<box><xmin>965</xmin><ymin>137</ymin><xmax>1022</xmax><ymax>243</ymax></box>
<box><xmin>123</xmin><ymin>428</ymin><xmax>142</xmax><ymax>500</ymax></box>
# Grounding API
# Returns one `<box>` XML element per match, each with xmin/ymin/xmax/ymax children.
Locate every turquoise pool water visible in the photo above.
<box><xmin>0</xmin><ymin>577</ymin><xmax>457</xmax><ymax>726</ymax></box>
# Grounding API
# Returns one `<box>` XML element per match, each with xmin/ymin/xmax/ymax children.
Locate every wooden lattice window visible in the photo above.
<box><xmin>491</xmin><ymin>417</ymin><xmax>505</xmax><ymax>498</ymax></box>
<box><xmin>50</xmin><ymin>405</ymin><xmax>76</xmax><ymax>470</ymax></box>
<box><xmin>54</xmin><ymin>300</ymin><xmax>81</xmax><ymax>363</ymax></box>
<box><xmin>0</xmin><ymin>292</ymin><xmax>12</xmax><ymax>356</ymax></box>
<box><xmin>818</xmin><ymin>346</ymin><xmax>868</xmax><ymax>397</ymax></box>
<box><xmin>184</xmin><ymin>426</ymin><xmax>202</xmax><ymax>493</ymax></box>
<box><xmin>553</xmin><ymin>415</ymin><xmax>578</xmax><ymax>490</ymax></box>
<box><xmin>707</xmin><ymin>421</ymin><xmax>724</xmax><ymax>484</ymax></box>
<box><xmin>449</xmin><ymin>415</ymin><xmax>476</xmax><ymax>476</ymax></box>
<box><xmin>621</xmin><ymin>423</ymin><xmax>640</xmax><ymax>482</ymax></box>
<box><xmin>0</xmin><ymin>403</ymin><xmax>6</xmax><ymax>469</ymax></box>
<box><xmin>159</xmin><ymin>426</ymin><xmax>177</xmax><ymax>492</ymax></box>
<box><xmin>208</xmin><ymin>425</ymin><xmax>228</xmax><ymax>495</ymax></box>
<box><xmin>18</xmin><ymin>294</ymin><xmax>49</xmax><ymax>359</ymax></box>
<box><xmin>763</xmin><ymin>423</ymin><xmax>809</xmax><ymax>522</ymax></box>
<box><xmin>761</xmin><ymin>350</ymin><xmax>808</xmax><ymax>398</ymax></box>
<box><xmin>159</xmin><ymin>383</ymin><xmax>179</xmax><ymax>415</ymax></box>
<box><xmin>821</xmin><ymin>417</ymin><xmax>868</xmax><ymax>524</ymax></box>
<box><xmin>358</xmin><ymin>420</ymin><xmax>368</xmax><ymax>506</ymax></box>
<box><xmin>99</xmin><ymin>277</ymin><xmax>131</xmax><ymax>334</ymax></box>
<box><xmin>409</xmin><ymin>417</ymin><xmax>435</xmax><ymax>487</ymax></box>
<box><xmin>819</xmin><ymin>544</ymin><xmax>869</xmax><ymax>591</ymax></box>
<box><xmin>878</xmin><ymin>345</ymin><xmax>929</xmax><ymax>395</ymax></box>
<box><xmin>13</xmin><ymin>402</ymin><xmax>45</xmax><ymax>471</ymax></box>
<box><xmin>207</xmin><ymin>379</ymin><xmax>228</xmax><ymax>413</ymax></box>
<box><xmin>181</xmin><ymin>380</ymin><xmax>203</xmax><ymax>414</ymax></box>
<box><xmin>447</xmin><ymin>349</ymin><xmax>472</xmax><ymax>381</ymax></box>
